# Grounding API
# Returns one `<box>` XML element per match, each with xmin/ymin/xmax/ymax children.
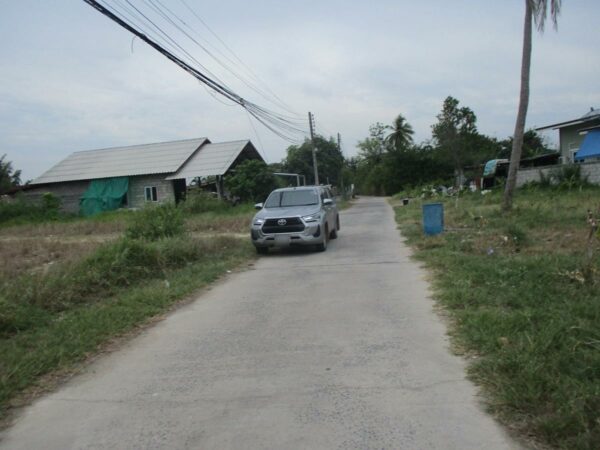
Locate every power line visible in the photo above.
<box><xmin>142</xmin><ymin>0</ymin><xmax>294</xmax><ymax>115</ymax></box>
<box><xmin>176</xmin><ymin>0</ymin><xmax>299</xmax><ymax>116</ymax></box>
<box><xmin>84</xmin><ymin>0</ymin><xmax>306</xmax><ymax>143</ymax></box>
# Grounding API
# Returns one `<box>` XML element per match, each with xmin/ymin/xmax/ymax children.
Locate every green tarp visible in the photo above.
<box><xmin>80</xmin><ymin>177</ymin><xmax>129</xmax><ymax>216</ymax></box>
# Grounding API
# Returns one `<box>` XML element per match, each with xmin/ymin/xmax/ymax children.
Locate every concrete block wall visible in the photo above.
<box><xmin>128</xmin><ymin>175</ymin><xmax>175</xmax><ymax>209</ymax></box>
<box><xmin>21</xmin><ymin>181</ymin><xmax>90</xmax><ymax>214</ymax></box>
<box><xmin>583</xmin><ymin>161</ymin><xmax>600</xmax><ymax>184</ymax></box>
<box><xmin>516</xmin><ymin>161</ymin><xmax>600</xmax><ymax>187</ymax></box>
<box><xmin>20</xmin><ymin>175</ymin><xmax>176</xmax><ymax>214</ymax></box>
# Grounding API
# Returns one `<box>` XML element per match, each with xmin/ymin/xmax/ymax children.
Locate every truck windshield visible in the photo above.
<box><xmin>265</xmin><ymin>190</ymin><xmax>319</xmax><ymax>208</ymax></box>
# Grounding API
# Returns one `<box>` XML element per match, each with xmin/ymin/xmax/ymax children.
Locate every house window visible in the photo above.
<box><xmin>145</xmin><ymin>186</ymin><xmax>158</xmax><ymax>202</ymax></box>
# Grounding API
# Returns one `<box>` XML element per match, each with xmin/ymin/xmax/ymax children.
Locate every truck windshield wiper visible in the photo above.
<box><xmin>283</xmin><ymin>203</ymin><xmax>318</xmax><ymax>207</ymax></box>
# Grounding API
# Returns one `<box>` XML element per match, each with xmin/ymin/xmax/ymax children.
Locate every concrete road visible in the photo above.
<box><xmin>1</xmin><ymin>197</ymin><xmax>519</xmax><ymax>450</ymax></box>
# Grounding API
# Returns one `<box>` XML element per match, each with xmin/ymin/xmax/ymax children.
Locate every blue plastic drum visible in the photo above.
<box><xmin>422</xmin><ymin>203</ymin><xmax>444</xmax><ymax>236</ymax></box>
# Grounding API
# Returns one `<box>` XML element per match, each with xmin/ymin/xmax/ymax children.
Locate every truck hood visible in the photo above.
<box><xmin>254</xmin><ymin>205</ymin><xmax>320</xmax><ymax>220</ymax></box>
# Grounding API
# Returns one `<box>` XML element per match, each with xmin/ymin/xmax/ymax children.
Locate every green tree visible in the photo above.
<box><xmin>0</xmin><ymin>154</ymin><xmax>22</xmax><ymax>194</ymax></box>
<box><xmin>385</xmin><ymin>114</ymin><xmax>414</xmax><ymax>151</ymax></box>
<box><xmin>503</xmin><ymin>0</ymin><xmax>562</xmax><ymax>210</ymax></box>
<box><xmin>431</xmin><ymin>96</ymin><xmax>478</xmax><ymax>186</ymax></box>
<box><xmin>355</xmin><ymin>123</ymin><xmax>390</xmax><ymax>195</ymax></box>
<box><xmin>498</xmin><ymin>129</ymin><xmax>553</xmax><ymax>159</ymax></box>
<box><xmin>357</xmin><ymin>123</ymin><xmax>388</xmax><ymax>165</ymax></box>
<box><xmin>284</xmin><ymin>136</ymin><xmax>344</xmax><ymax>185</ymax></box>
<box><xmin>225</xmin><ymin>159</ymin><xmax>277</xmax><ymax>203</ymax></box>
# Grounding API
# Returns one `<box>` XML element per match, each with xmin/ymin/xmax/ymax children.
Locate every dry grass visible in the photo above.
<box><xmin>0</xmin><ymin>238</ymin><xmax>106</xmax><ymax>277</ymax></box>
<box><xmin>0</xmin><ymin>220</ymin><xmax>126</xmax><ymax>239</ymax></box>
<box><xmin>185</xmin><ymin>212</ymin><xmax>253</xmax><ymax>234</ymax></box>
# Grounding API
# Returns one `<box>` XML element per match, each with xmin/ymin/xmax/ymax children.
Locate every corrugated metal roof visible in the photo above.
<box><xmin>32</xmin><ymin>138</ymin><xmax>208</xmax><ymax>184</ymax></box>
<box><xmin>536</xmin><ymin>107</ymin><xmax>600</xmax><ymax>131</ymax></box>
<box><xmin>165</xmin><ymin>140</ymin><xmax>255</xmax><ymax>179</ymax></box>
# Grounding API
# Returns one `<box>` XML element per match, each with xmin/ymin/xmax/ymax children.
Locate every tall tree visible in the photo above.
<box><xmin>385</xmin><ymin>114</ymin><xmax>414</xmax><ymax>151</ymax></box>
<box><xmin>503</xmin><ymin>0</ymin><xmax>561</xmax><ymax>210</ymax></box>
<box><xmin>284</xmin><ymin>136</ymin><xmax>344</xmax><ymax>185</ymax></box>
<box><xmin>357</xmin><ymin>123</ymin><xmax>389</xmax><ymax>164</ymax></box>
<box><xmin>0</xmin><ymin>154</ymin><xmax>22</xmax><ymax>194</ymax></box>
<box><xmin>431</xmin><ymin>96</ymin><xmax>477</xmax><ymax>187</ymax></box>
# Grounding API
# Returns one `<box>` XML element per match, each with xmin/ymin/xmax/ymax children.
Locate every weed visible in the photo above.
<box><xmin>0</xmin><ymin>235</ymin><xmax>254</xmax><ymax>414</ymax></box>
<box><xmin>392</xmin><ymin>186</ymin><xmax>600</xmax><ymax>449</ymax></box>
<box><xmin>0</xmin><ymin>194</ymin><xmax>64</xmax><ymax>226</ymax></box>
<box><xmin>125</xmin><ymin>203</ymin><xmax>185</xmax><ymax>240</ymax></box>
<box><xmin>180</xmin><ymin>191</ymin><xmax>231</xmax><ymax>214</ymax></box>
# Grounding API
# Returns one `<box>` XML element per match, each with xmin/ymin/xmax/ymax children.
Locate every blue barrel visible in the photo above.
<box><xmin>422</xmin><ymin>203</ymin><xmax>444</xmax><ymax>235</ymax></box>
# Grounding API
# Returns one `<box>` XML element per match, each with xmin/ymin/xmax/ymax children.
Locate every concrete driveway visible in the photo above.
<box><xmin>0</xmin><ymin>197</ymin><xmax>519</xmax><ymax>449</ymax></box>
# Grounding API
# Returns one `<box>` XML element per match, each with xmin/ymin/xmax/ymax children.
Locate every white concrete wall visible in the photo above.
<box><xmin>516</xmin><ymin>161</ymin><xmax>600</xmax><ymax>187</ymax></box>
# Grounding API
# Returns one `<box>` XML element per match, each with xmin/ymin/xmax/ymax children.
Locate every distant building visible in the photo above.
<box><xmin>25</xmin><ymin>137</ymin><xmax>263</xmax><ymax>215</ymax></box>
<box><xmin>536</xmin><ymin>107</ymin><xmax>600</xmax><ymax>163</ymax></box>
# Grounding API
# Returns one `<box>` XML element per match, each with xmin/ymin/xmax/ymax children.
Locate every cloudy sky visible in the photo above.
<box><xmin>1</xmin><ymin>0</ymin><xmax>599</xmax><ymax>181</ymax></box>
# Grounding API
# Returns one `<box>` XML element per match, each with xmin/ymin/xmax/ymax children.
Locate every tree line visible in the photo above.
<box><xmin>229</xmin><ymin>94</ymin><xmax>554</xmax><ymax>201</ymax></box>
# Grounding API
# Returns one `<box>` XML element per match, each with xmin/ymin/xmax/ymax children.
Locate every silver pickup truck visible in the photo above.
<box><xmin>250</xmin><ymin>186</ymin><xmax>339</xmax><ymax>254</ymax></box>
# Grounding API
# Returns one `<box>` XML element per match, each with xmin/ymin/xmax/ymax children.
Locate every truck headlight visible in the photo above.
<box><xmin>253</xmin><ymin>218</ymin><xmax>265</xmax><ymax>226</ymax></box>
<box><xmin>302</xmin><ymin>213</ymin><xmax>321</xmax><ymax>223</ymax></box>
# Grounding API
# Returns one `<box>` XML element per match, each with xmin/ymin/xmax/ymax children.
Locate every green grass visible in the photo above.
<box><xmin>392</xmin><ymin>187</ymin><xmax>600</xmax><ymax>450</ymax></box>
<box><xmin>0</xmin><ymin>234</ymin><xmax>254</xmax><ymax>416</ymax></box>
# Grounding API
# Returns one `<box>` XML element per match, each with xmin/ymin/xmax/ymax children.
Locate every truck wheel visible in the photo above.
<box><xmin>329</xmin><ymin>218</ymin><xmax>340</xmax><ymax>239</ymax></box>
<box><xmin>316</xmin><ymin>226</ymin><xmax>328</xmax><ymax>252</ymax></box>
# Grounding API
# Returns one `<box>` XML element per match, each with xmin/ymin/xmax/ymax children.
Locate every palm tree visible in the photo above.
<box><xmin>385</xmin><ymin>114</ymin><xmax>414</xmax><ymax>151</ymax></box>
<box><xmin>503</xmin><ymin>0</ymin><xmax>561</xmax><ymax>210</ymax></box>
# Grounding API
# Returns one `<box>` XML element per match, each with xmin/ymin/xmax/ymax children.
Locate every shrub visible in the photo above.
<box><xmin>180</xmin><ymin>191</ymin><xmax>230</xmax><ymax>214</ymax></box>
<box><xmin>552</xmin><ymin>164</ymin><xmax>589</xmax><ymax>190</ymax></box>
<box><xmin>126</xmin><ymin>203</ymin><xmax>184</xmax><ymax>240</ymax></box>
<box><xmin>0</xmin><ymin>193</ymin><xmax>63</xmax><ymax>225</ymax></box>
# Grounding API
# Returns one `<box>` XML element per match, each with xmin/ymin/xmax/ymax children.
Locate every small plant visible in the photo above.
<box><xmin>126</xmin><ymin>203</ymin><xmax>185</xmax><ymax>241</ymax></box>
<box><xmin>551</xmin><ymin>164</ymin><xmax>589</xmax><ymax>190</ymax></box>
<box><xmin>538</xmin><ymin>169</ymin><xmax>553</xmax><ymax>188</ymax></box>
<box><xmin>41</xmin><ymin>192</ymin><xmax>61</xmax><ymax>212</ymax></box>
<box><xmin>180</xmin><ymin>191</ymin><xmax>230</xmax><ymax>214</ymax></box>
<box><xmin>504</xmin><ymin>223</ymin><xmax>528</xmax><ymax>250</ymax></box>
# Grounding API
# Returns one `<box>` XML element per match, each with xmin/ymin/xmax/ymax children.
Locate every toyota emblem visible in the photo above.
<box><xmin>277</xmin><ymin>218</ymin><xmax>287</xmax><ymax>226</ymax></box>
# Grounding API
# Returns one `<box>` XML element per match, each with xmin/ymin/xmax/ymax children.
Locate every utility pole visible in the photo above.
<box><xmin>308</xmin><ymin>112</ymin><xmax>319</xmax><ymax>185</ymax></box>
<box><xmin>337</xmin><ymin>133</ymin><xmax>345</xmax><ymax>198</ymax></box>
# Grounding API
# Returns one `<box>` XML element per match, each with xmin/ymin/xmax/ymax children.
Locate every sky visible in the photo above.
<box><xmin>1</xmin><ymin>0</ymin><xmax>599</xmax><ymax>182</ymax></box>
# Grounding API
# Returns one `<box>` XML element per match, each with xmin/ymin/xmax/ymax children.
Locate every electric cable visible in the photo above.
<box><xmin>85</xmin><ymin>0</ymin><xmax>306</xmax><ymax>143</ymax></box>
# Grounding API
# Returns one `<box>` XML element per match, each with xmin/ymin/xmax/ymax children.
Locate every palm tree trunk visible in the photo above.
<box><xmin>503</xmin><ymin>0</ymin><xmax>533</xmax><ymax>211</ymax></box>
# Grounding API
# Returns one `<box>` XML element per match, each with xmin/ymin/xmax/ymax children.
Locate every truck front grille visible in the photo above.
<box><xmin>262</xmin><ymin>217</ymin><xmax>305</xmax><ymax>234</ymax></box>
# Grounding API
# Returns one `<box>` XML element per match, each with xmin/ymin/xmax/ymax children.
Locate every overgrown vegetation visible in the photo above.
<box><xmin>125</xmin><ymin>202</ymin><xmax>185</xmax><ymax>240</ymax></box>
<box><xmin>392</xmin><ymin>186</ymin><xmax>600</xmax><ymax>449</ymax></box>
<box><xmin>0</xmin><ymin>198</ymin><xmax>256</xmax><ymax>417</ymax></box>
<box><xmin>0</xmin><ymin>193</ymin><xmax>65</xmax><ymax>226</ymax></box>
<box><xmin>180</xmin><ymin>190</ymin><xmax>233</xmax><ymax>214</ymax></box>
